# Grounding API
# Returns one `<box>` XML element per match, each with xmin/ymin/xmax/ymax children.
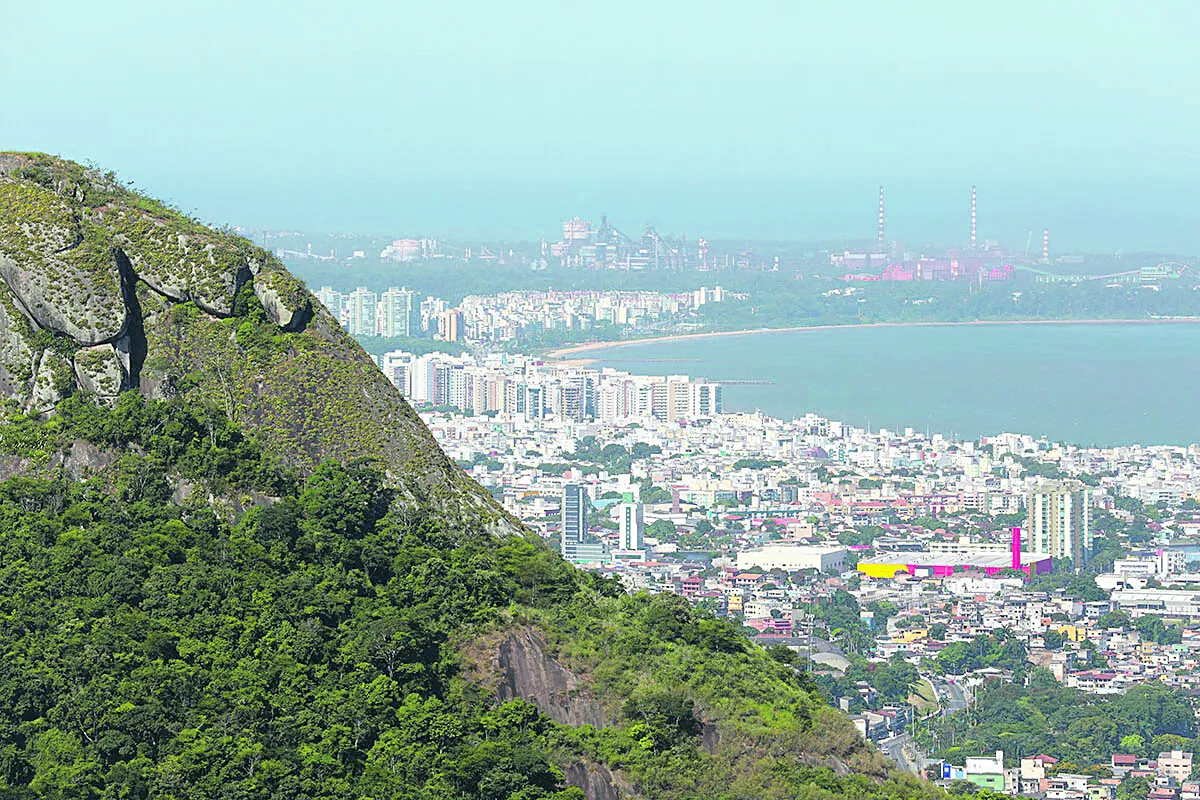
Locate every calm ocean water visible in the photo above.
<box><xmin>586</xmin><ymin>323</ymin><xmax>1200</xmax><ymax>447</ymax></box>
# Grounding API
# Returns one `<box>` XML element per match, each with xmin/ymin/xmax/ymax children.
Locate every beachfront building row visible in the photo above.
<box><xmin>378</xmin><ymin>350</ymin><xmax>722</xmax><ymax>422</ymax></box>
<box><xmin>317</xmin><ymin>286</ymin><xmax>740</xmax><ymax>343</ymax></box>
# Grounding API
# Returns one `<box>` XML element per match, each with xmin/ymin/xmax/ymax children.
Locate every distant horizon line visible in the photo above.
<box><xmin>248</xmin><ymin>226</ymin><xmax>1195</xmax><ymax>259</ymax></box>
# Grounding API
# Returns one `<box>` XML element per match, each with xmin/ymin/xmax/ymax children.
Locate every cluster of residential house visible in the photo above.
<box><xmin>936</xmin><ymin>750</ymin><xmax>1198</xmax><ymax>799</ymax></box>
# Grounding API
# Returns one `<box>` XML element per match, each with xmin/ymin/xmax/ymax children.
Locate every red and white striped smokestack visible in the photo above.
<box><xmin>970</xmin><ymin>186</ymin><xmax>977</xmax><ymax>247</ymax></box>
<box><xmin>1042</xmin><ymin>228</ymin><xmax>1049</xmax><ymax>261</ymax></box>
<box><xmin>878</xmin><ymin>186</ymin><xmax>885</xmax><ymax>249</ymax></box>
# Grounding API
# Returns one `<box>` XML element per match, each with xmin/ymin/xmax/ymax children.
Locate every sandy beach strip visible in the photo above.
<box><xmin>543</xmin><ymin>317</ymin><xmax>1200</xmax><ymax>361</ymax></box>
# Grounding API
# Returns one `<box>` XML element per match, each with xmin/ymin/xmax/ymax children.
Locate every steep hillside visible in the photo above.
<box><xmin>0</xmin><ymin>155</ymin><xmax>968</xmax><ymax>799</ymax></box>
<box><xmin>0</xmin><ymin>152</ymin><xmax>510</xmax><ymax>531</ymax></box>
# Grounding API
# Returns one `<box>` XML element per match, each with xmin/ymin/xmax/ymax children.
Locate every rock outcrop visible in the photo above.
<box><xmin>0</xmin><ymin>286</ymin><xmax>34</xmax><ymax>399</ymax></box>
<box><xmin>252</xmin><ymin>267</ymin><xmax>313</xmax><ymax>331</ymax></box>
<box><xmin>563</xmin><ymin>762</ymin><xmax>638</xmax><ymax>800</ymax></box>
<box><xmin>29</xmin><ymin>349</ymin><xmax>72</xmax><ymax>413</ymax></box>
<box><xmin>496</xmin><ymin>630</ymin><xmax>610</xmax><ymax>729</ymax></box>
<box><xmin>73</xmin><ymin>343</ymin><xmax>126</xmax><ymax>400</ymax></box>
<box><xmin>0</xmin><ymin>152</ymin><xmax>518</xmax><ymax>533</ymax></box>
<box><xmin>0</xmin><ymin>183</ymin><xmax>127</xmax><ymax>344</ymax></box>
<box><xmin>103</xmin><ymin>205</ymin><xmax>252</xmax><ymax>316</ymax></box>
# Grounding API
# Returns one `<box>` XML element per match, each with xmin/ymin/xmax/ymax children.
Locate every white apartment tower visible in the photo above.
<box><xmin>380</xmin><ymin>286</ymin><xmax>414</xmax><ymax>337</ymax></box>
<box><xmin>689</xmin><ymin>381</ymin><xmax>723</xmax><ymax>417</ymax></box>
<box><xmin>1026</xmin><ymin>480</ymin><xmax>1093</xmax><ymax>565</ymax></box>
<box><xmin>346</xmin><ymin>287</ymin><xmax>378</xmax><ymax>336</ymax></box>
<box><xmin>315</xmin><ymin>286</ymin><xmax>343</xmax><ymax>317</ymax></box>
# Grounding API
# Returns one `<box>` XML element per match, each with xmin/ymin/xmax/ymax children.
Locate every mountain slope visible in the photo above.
<box><xmin>0</xmin><ymin>155</ymin><xmax>963</xmax><ymax>799</ymax></box>
<box><xmin>0</xmin><ymin>152</ymin><xmax>511</xmax><ymax>531</ymax></box>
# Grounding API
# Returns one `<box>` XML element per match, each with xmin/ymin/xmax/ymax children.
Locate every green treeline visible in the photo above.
<box><xmin>921</xmin><ymin>675</ymin><xmax>1196</xmax><ymax>769</ymax></box>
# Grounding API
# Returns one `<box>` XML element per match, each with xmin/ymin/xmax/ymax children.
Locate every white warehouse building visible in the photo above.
<box><xmin>736</xmin><ymin>544</ymin><xmax>848</xmax><ymax>574</ymax></box>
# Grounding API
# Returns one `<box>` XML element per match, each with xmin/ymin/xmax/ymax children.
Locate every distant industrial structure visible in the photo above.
<box><xmin>282</xmin><ymin>191</ymin><xmax>1192</xmax><ymax>283</ymax></box>
<box><xmin>547</xmin><ymin>214</ymin><xmax>727</xmax><ymax>271</ymax></box>
<box><xmin>834</xmin><ymin>184</ymin><xmax>1016</xmax><ymax>281</ymax></box>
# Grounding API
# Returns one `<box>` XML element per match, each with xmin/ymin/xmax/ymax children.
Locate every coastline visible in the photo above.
<box><xmin>544</xmin><ymin>317</ymin><xmax>1200</xmax><ymax>362</ymax></box>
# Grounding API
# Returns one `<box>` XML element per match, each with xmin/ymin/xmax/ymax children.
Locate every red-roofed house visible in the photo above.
<box><xmin>1112</xmin><ymin>754</ymin><xmax>1137</xmax><ymax>778</ymax></box>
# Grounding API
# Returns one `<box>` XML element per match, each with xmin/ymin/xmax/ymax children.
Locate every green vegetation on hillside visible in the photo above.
<box><xmin>352</xmin><ymin>334</ymin><xmax>466</xmax><ymax>358</ymax></box>
<box><xmin>0</xmin><ymin>395</ymin><xmax>979</xmax><ymax>800</ymax></box>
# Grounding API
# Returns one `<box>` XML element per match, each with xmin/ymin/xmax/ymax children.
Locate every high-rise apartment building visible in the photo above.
<box><xmin>690</xmin><ymin>381</ymin><xmax>723</xmax><ymax>417</ymax></box>
<box><xmin>440</xmin><ymin>309</ymin><xmax>463</xmax><ymax>343</ymax></box>
<box><xmin>379</xmin><ymin>286</ymin><xmax>414</xmax><ymax>337</ymax></box>
<box><xmin>316</xmin><ymin>286</ymin><xmax>343</xmax><ymax>317</ymax></box>
<box><xmin>380</xmin><ymin>351</ymin><xmax>413</xmax><ymax>396</ymax></box>
<box><xmin>666</xmin><ymin>375</ymin><xmax>691</xmax><ymax>421</ymax></box>
<box><xmin>346</xmin><ymin>287</ymin><xmax>378</xmax><ymax>336</ymax></box>
<box><xmin>1026</xmin><ymin>480</ymin><xmax>1093</xmax><ymax>564</ymax></box>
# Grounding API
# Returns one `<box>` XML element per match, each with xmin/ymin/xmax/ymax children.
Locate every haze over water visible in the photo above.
<box><xmin>588</xmin><ymin>323</ymin><xmax>1200</xmax><ymax>446</ymax></box>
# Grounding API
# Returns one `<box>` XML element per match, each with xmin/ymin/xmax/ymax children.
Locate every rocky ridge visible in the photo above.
<box><xmin>0</xmin><ymin>152</ymin><xmax>513</xmax><ymax>531</ymax></box>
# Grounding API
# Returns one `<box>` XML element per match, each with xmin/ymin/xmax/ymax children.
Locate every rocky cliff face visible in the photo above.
<box><xmin>0</xmin><ymin>152</ymin><xmax>514</xmax><ymax>531</ymax></box>
<box><xmin>495</xmin><ymin>630</ymin><xmax>611</xmax><ymax>729</ymax></box>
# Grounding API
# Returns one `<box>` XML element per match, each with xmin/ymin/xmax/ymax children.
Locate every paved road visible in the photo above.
<box><xmin>930</xmin><ymin>678</ymin><xmax>968</xmax><ymax>715</ymax></box>
<box><xmin>879</xmin><ymin>732</ymin><xmax>924</xmax><ymax>775</ymax></box>
<box><xmin>942</xmin><ymin>681</ymin><xmax>968</xmax><ymax>714</ymax></box>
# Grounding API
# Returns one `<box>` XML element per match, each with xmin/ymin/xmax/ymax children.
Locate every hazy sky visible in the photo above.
<box><xmin>4</xmin><ymin>1</ymin><xmax>1199</xmax><ymax>251</ymax></box>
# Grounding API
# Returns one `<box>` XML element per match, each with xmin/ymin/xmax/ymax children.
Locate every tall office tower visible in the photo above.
<box><xmin>346</xmin><ymin>287</ymin><xmax>378</xmax><ymax>336</ymax></box>
<box><xmin>379</xmin><ymin>286</ymin><xmax>414</xmax><ymax>337</ymax></box>
<box><xmin>1026</xmin><ymin>480</ymin><xmax>1093</xmax><ymax>564</ymax></box>
<box><xmin>617</xmin><ymin>501</ymin><xmax>645</xmax><ymax>552</ymax></box>
<box><xmin>560</xmin><ymin>483</ymin><xmax>590</xmax><ymax>559</ymax></box>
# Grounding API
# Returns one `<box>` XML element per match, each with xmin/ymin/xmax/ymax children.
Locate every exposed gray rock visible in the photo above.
<box><xmin>0</xmin><ymin>285</ymin><xmax>34</xmax><ymax>402</ymax></box>
<box><xmin>108</xmin><ymin>209</ymin><xmax>251</xmax><ymax>317</ymax></box>
<box><xmin>0</xmin><ymin>182</ymin><xmax>126</xmax><ymax>344</ymax></box>
<box><xmin>253</xmin><ymin>270</ymin><xmax>312</xmax><ymax>331</ymax></box>
<box><xmin>27</xmin><ymin>349</ymin><xmax>71</xmax><ymax>413</ymax></box>
<box><xmin>73</xmin><ymin>343</ymin><xmax>126</xmax><ymax>400</ymax></box>
<box><xmin>112</xmin><ymin>329</ymin><xmax>134</xmax><ymax>378</ymax></box>
<box><xmin>563</xmin><ymin>762</ymin><xmax>638</xmax><ymax>800</ymax></box>
<box><xmin>495</xmin><ymin>631</ymin><xmax>609</xmax><ymax>728</ymax></box>
<box><xmin>64</xmin><ymin>439</ymin><xmax>118</xmax><ymax>480</ymax></box>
